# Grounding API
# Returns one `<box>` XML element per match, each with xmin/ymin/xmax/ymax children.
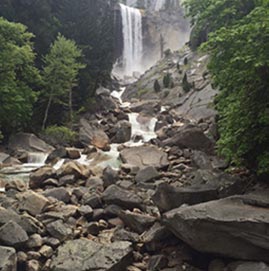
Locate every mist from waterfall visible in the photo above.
<box><xmin>119</xmin><ymin>3</ymin><xmax>143</xmax><ymax>77</ymax></box>
<box><xmin>154</xmin><ymin>0</ymin><xmax>165</xmax><ymax>10</ymax></box>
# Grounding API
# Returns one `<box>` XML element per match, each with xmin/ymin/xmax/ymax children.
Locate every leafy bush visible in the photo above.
<box><xmin>154</xmin><ymin>79</ymin><xmax>161</xmax><ymax>92</ymax></box>
<box><xmin>163</xmin><ymin>73</ymin><xmax>173</xmax><ymax>88</ymax></box>
<box><xmin>182</xmin><ymin>73</ymin><xmax>192</xmax><ymax>92</ymax></box>
<box><xmin>42</xmin><ymin>126</ymin><xmax>77</xmax><ymax>146</ymax></box>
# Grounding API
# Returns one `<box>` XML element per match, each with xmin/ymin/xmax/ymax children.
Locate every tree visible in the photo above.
<box><xmin>183</xmin><ymin>0</ymin><xmax>269</xmax><ymax>175</ymax></box>
<box><xmin>41</xmin><ymin>34</ymin><xmax>85</xmax><ymax>129</ymax></box>
<box><xmin>0</xmin><ymin>17</ymin><xmax>40</xmax><ymax>136</ymax></box>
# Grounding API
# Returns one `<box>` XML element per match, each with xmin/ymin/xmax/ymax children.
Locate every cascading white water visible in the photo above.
<box><xmin>119</xmin><ymin>3</ymin><xmax>143</xmax><ymax>77</ymax></box>
<box><xmin>154</xmin><ymin>0</ymin><xmax>165</xmax><ymax>11</ymax></box>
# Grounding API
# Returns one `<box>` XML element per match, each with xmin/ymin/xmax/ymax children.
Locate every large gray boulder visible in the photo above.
<box><xmin>0</xmin><ymin>246</ymin><xmax>17</xmax><ymax>271</ymax></box>
<box><xmin>112</xmin><ymin>120</ymin><xmax>131</xmax><ymax>143</ymax></box>
<box><xmin>79</xmin><ymin>119</ymin><xmax>110</xmax><ymax>150</ymax></box>
<box><xmin>8</xmin><ymin>132</ymin><xmax>54</xmax><ymax>154</ymax></box>
<box><xmin>50</xmin><ymin>239</ymin><xmax>132</xmax><ymax>271</ymax></box>
<box><xmin>120</xmin><ymin>145</ymin><xmax>169</xmax><ymax>169</ymax></box>
<box><xmin>161</xmin><ymin>124</ymin><xmax>213</xmax><ymax>154</ymax></box>
<box><xmin>163</xmin><ymin>192</ymin><xmax>269</xmax><ymax>262</ymax></box>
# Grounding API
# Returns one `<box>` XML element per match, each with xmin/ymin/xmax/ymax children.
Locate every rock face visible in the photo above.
<box><xmin>163</xmin><ymin>193</ymin><xmax>269</xmax><ymax>262</ymax></box>
<box><xmin>120</xmin><ymin>146</ymin><xmax>169</xmax><ymax>169</ymax></box>
<box><xmin>79</xmin><ymin>118</ymin><xmax>110</xmax><ymax>150</ymax></box>
<box><xmin>0</xmin><ymin>246</ymin><xmax>17</xmax><ymax>271</ymax></box>
<box><xmin>50</xmin><ymin>239</ymin><xmax>132</xmax><ymax>271</ymax></box>
<box><xmin>8</xmin><ymin>132</ymin><xmax>54</xmax><ymax>154</ymax></box>
<box><xmin>162</xmin><ymin>124</ymin><xmax>214</xmax><ymax>154</ymax></box>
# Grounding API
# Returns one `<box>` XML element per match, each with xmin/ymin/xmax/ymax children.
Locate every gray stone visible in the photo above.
<box><xmin>46</xmin><ymin>220</ymin><xmax>72</xmax><ymax>242</ymax></box>
<box><xmin>0</xmin><ymin>246</ymin><xmax>17</xmax><ymax>271</ymax></box>
<box><xmin>163</xmin><ymin>192</ymin><xmax>269</xmax><ymax>262</ymax></box>
<box><xmin>17</xmin><ymin>191</ymin><xmax>49</xmax><ymax>216</ymax></box>
<box><xmin>103</xmin><ymin>166</ymin><xmax>119</xmax><ymax>188</ymax></box>
<box><xmin>112</xmin><ymin>120</ymin><xmax>132</xmax><ymax>143</ymax></box>
<box><xmin>29</xmin><ymin>166</ymin><xmax>56</xmax><ymax>189</ymax></box>
<box><xmin>27</xmin><ymin>234</ymin><xmax>43</xmax><ymax>249</ymax></box>
<box><xmin>0</xmin><ymin>152</ymin><xmax>10</xmax><ymax>164</ymax></box>
<box><xmin>50</xmin><ymin>239</ymin><xmax>132</xmax><ymax>271</ymax></box>
<box><xmin>8</xmin><ymin>132</ymin><xmax>54</xmax><ymax>154</ymax></box>
<box><xmin>119</xmin><ymin>210</ymin><xmax>156</xmax><ymax>234</ymax></box>
<box><xmin>162</xmin><ymin>124</ymin><xmax>213</xmax><ymax>154</ymax></box>
<box><xmin>135</xmin><ymin>166</ymin><xmax>159</xmax><ymax>183</ymax></box>
<box><xmin>228</xmin><ymin>262</ymin><xmax>269</xmax><ymax>271</ymax></box>
<box><xmin>102</xmin><ymin>185</ymin><xmax>143</xmax><ymax>210</ymax></box>
<box><xmin>152</xmin><ymin>183</ymin><xmax>218</xmax><ymax>212</ymax></box>
<box><xmin>0</xmin><ymin>206</ymin><xmax>21</xmax><ymax>226</ymax></box>
<box><xmin>120</xmin><ymin>146</ymin><xmax>169</xmax><ymax>169</ymax></box>
<box><xmin>0</xmin><ymin>221</ymin><xmax>29</xmax><ymax>248</ymax></box>
<box><xmin>43</xmin><ymin>188</ymin><xmax>70</xmax><ymax>203</ymax></box>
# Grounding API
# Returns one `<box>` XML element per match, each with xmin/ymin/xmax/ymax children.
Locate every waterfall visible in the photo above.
<box><xmin>119</xmin><ymin>3</ymin><xmax>143</xmax><ymax>77</ymax></box>
<box><xmin>154</xmin><ymin>0</ymin><xmax>165</xmax><ymax>10</ymax></box>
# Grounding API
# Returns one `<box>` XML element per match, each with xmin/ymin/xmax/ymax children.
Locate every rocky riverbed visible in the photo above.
<box><xmin>0</xmin><ymin>48</ymin><xmax>268</xmax><ymax>271</ymax></box>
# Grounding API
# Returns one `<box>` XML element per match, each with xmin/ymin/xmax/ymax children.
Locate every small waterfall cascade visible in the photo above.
<box><xmin>27</xmin><ymin>152</ymin><xmax>48</xmax><ymax>165</ymax></box>
<box><xmin>119</xmin><ymin>3</ymin><xmax>143</xmax><ymax>77</ymax></box>
<box><xmin>154</xmin><ymin>0</ymin><xmax>165</xmax><ymax>11</ymax></box>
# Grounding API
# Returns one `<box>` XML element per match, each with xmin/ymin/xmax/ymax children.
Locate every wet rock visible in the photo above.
<box><xmin>46</xmin><ymin>220</ymin><xmax>72</xmax><ymax>242</ymax></box>
<box><xmin>0</xmin><ymin>221</ymin><xmax>29</xmax><ymax>248</ymax></box>
<box><xmin>130</xmin><ymin>100</ymin><xmax>161</xmax><ymax>115</ymax></box>
<box><xmin>9</xmin><ymin>132</ymin><xmax>54</xmax><ymax>154</ymax></box>
<box><xmin>112</xmin><ymin>120</ymin><xmax>132</xmax><ymax>143</ymax></box>
<box><xmin>57</xmin><ymin>161</ymin><xmax>90</xmax><ymax>179</ymax></box>
<box><xmin>79</xmin><ymin>118</ymin><xmax>110</xmax><ymax>150</ymax></box>
<box><xmin>119</xmin><ymin>210</ymin><xmax>156</xmax><ymax>234</ymax></box>
<box><xmin>43</xmin><ymin>187</ymin><xmax>71</xmax><ymax>203</ymax></box>
<box><xmin>163</xmin><ymin>192</ymin><xmax>269</xmax><ymax>262</ymax></box>
<box><xmin>51</xmin><ymin>239</ymin><xmax>133</xmax><ymax>271</ymax></box>
<box><xmin>152</xmin><ymin>183</ymin><xmax>218</xmax><ymax>212</ymax></box>
<box><xmin>102</xmin><ymin>185</ymin><xmax>143</xmax><ymax>210</ymax></box>
<box><xmin>46</xmin><ymin>147</ymin><xmax>67</xmax><ymax>163</ymax></box>
<box><xmin>0</xmin><ymin>246</ymin><xmax>17</xmax><ymax>271</ymax></box>
<box><xmin>0</xmin><ymin>152</ymin><xmax>10</xmax><ymax>164</ymax></box>
<box><xmin>162</xmin><ymin>124</ymin><xmax>213</xmax><ymax>154</ymax></box>
<box><xmin>227</xmin><ymin>261</ymin><xmax>269</xmax><ymax>271</ymax></box>
<box><xmin>17</xmin><ymin>191</ymin><xmax>50</xmax><ymax>216</ymax></box>
<box><xmin>135</xmin><ymin>166</ymin><xmax>160</xmax><ymax>183</ymax></box>
<box><xmin>29</xmin><ymin>166</ymin><xmax>56</xmax><ymax>189</ymax></box>
<box><xmin>66</xmin><ymin>148</ymin><xmax>81</xmax><ymax>159</ymax></box>
<box><xmin>96</xmin><ymin>85</ymin><xmax>110</xmax><ymax>96</ymax></box>
<box><xmin>103</xmin><ymin>166</ymin><xmax>119</xmax><ymax>188</ymax></box>
<box><xmin>120</xmin><ymin>145</ymin><xmax>169</xmax><ymax>169</ymax></box>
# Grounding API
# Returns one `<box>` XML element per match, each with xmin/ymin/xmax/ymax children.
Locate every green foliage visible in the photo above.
<box><xmin>154</xmin><ymin>79</ymin><xmax>161</xmax><ymax>93</ymax></box>
<box><xmin>163</xmin><ymin>73</ymin><xmax>173</xmax><ymax>88</ymax></box>
<box><xmin>183</xmin><ymin>57</ymin><xmax>188</xmax><ymax>65</ymax></box>
<box><xmin>0</xmin><ymin>17</ymin><xmax>40</xmax><ymax>136</ymax></box>
<box><xmin>42</xmin><ymin>125</ymin><xmax>77</xmax><ymax>146</ymax></box>
<box><xmin>41</xmin><ymin>34</ymin><xmax>85</xmax><ymax>129</ymax></box>
<box><xmin>184</xmin><ymin>0</ymin><xmax>269</xmax><ymax>175</ymax></box>
<box><xmin>182</xmin><ymin>73</ymin><xmax>192</xmax><ymax>92</ymax></box>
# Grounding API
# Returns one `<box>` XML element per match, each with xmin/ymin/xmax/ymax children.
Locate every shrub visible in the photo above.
<box><xmin>42</xmin><ymin>125</ymin><xmax>77</xmax><ymax>146</ymax></box>
<box><xmin>154</xmin><ymin>79</ymin><xmax>161</xmax><ymax>92</ymax></box>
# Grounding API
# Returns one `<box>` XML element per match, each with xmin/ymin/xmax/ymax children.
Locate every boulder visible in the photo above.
<box><xmin>103</xmin><ymin>166</ymin><xmax>119</xmax><ymax>188</ymax></box>
<box><xmin>50</xmin><ymin>239</ymin><xmax>132</xmax><ymax>271</ymax></box>
<box><xmin>29</xmin><ymin>166</ymin><xmax>56</xmax><ymax>189</ymax></box>
<box><xmin>119</xmin><ymin>210</ymin><xmax>156</xmax><ymax>234</ymax></box>
<box><xmin>9</xmin><ymin>132</ymin><xmax>54</xmax><ymax>154</ymax></box>
<box><xmin>57</xmin><ymin>161</ymin><xmax>90</xmax><ymax>179</ymax></box>
<box><xmin>135</xmin><ymin>166</ymin><xmax>160</xmax><ymax>183</ymax></box>
<box><xmin>17</xmin><ymin>191</ymin><xmax>49</xmax><ymax>216</ymax></box>
<box><xmin>130</xmin><ymin>100</ymin><xmax>161</xmax><ymax>115</ymax></box>
<box><xmin>0</xmin><ymin>246</ymin><xmax>17</xmax><ymax>271</ymax></box>
<box><xmin>0</xmin><ymin>221</ymin><xmax>29</xmax><ymax>248</ymax></box>
<box><xmin>163</xmin><ymin>192</ymin><xmax>269</xmax><ymax>262</ymax></box>
<box><xmin>112</xmin><ymin>120</ymin><xmax>131</xmax><ymax>143</ymax></box>
<box><xmin>120</xmin><ymin>146</ymin><xmax>169</xmax><ymax>169</ymax></box>
<box><xmin>102</xmin><ymin>185</ymin><xmax>143</xmax><ymax>210</ymax></box>
<box><xmin>66</xmin><ymin>148</ymin><xmax>81</xmax><ymax>159</ymax></box>
<box><xmin>46</xmin><ymin>147</ymin><xmax>67</xmax><ymax>163</ymax></box>
<box><xmin>162</xmin><ymin>124</ymin><xmax>213</xmax><ymax>154</ymax></box>
<box><xmin>152</xmin><ymin>183</ymin><xmax>218</xmax><ymax>212</ymax></box>
<box><xmin>46</xmin><ymin>220</ymin><xmax>72</xmax><ymax>242</ymax></box>
<box><xmin>227</xmin><ymin>262</ymin><xmax>269</xmax><ymax>271</ymax></box>
<box><xmin>79</xmin><ymin>119</ymin><xmax>109</xmax><ymax>150</ymax></box>
<box><xmin>96</xmin><ymin>86</ymin><xmax>110</xmax><ymax>97</ymax></box>
<box><xmin>0</xmin><ymin>206</ymin><xmax>21</xmax><ymax>226</ymax></box>
<box><xmin>43</xmin><ymin>188</ymin><xmax>71</xmax><ymax>203</ymax></box>
<box><xmin>0</xmin><ymin>152</ymin><xmax>10</xmax><ymax>164</ymax></box>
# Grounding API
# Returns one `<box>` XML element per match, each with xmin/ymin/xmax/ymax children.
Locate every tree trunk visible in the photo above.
<box><xmin>69</xmin><ymin>88</ymin><xmax>73</xmax><ymax>128</ymax></box>
<box><xmin>42</xmin><ymin>95</ymin><xmax>52</xmax><ymax>130</ymax></box>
